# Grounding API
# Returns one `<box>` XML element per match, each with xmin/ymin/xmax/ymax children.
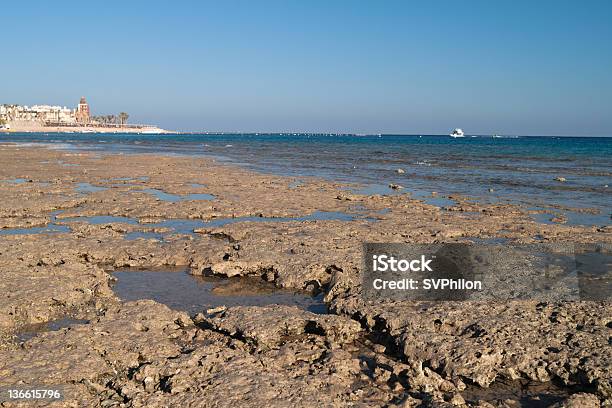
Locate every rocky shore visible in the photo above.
<box><xmin>0</xmin><ymin>145</ymin><xmax>610</xmax><ymax>407</ymax></box>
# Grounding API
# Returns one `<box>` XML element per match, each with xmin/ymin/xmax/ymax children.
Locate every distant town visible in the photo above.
<box><xmin>0</xmin><ymin>97</ymin><xmax>166</xmax><ymax>133</ymax></box>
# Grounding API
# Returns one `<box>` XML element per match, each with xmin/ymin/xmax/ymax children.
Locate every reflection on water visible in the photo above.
<box><xmin>112</xmin><ymin>268</ymin><xmax>326</xmax><ymax>314</ymax></box>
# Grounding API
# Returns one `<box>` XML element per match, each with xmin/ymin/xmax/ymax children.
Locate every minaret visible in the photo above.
<box><xmin>76</xmin><ymin>97</ymin><xmax>90</xmax><ymax>123</ymax></box>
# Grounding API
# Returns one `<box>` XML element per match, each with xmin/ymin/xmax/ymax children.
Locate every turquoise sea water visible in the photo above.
<box><xmin>1</xmin><ymin>133</ymin><xmax>610</xmax><ymax>226</ymax></box>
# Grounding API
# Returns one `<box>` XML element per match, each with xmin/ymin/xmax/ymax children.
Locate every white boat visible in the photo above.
<box><xmin>449</xmin><ymin>128</ymin><xmax>465</xmax><ymax>138</ymax></box>
<box><xmin>140</xmin><ymin>128</ymin><xmax>164</xmax><ymax>134</ymax></box>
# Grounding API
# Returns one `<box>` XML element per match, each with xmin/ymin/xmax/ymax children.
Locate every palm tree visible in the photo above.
<box><xmin>119</xmin><ymin>112</ymin><xmax>129</xmax><ymax>127</ymax></box>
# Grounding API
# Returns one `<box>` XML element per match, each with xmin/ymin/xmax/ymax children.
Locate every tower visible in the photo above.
<box><xmin>75</xmin><ymin>97</ymin><xmax>90</xmax><ymax>124</ymax></box>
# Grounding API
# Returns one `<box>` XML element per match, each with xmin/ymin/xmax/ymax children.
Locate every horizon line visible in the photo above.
<box><xmin>165</xmin><ymin>131</ymin><xmax>612</xmax><ymax>138</ymax></box>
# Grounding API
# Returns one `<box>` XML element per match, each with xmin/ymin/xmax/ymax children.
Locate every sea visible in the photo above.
<box><xmin>2</xmin><ymin>133</ymin><xmax>610</xmax><ymax>227</ymax></box>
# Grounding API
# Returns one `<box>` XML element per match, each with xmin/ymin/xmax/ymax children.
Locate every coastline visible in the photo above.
<box><xmin>0</xmin><ymin>144</ymin><xmax>610</xmax><ymax>406</ymax></box>
<box><xmin>1</xmin><ymin>124</ymin><xmax>170</xmax><ymax>134</ymax></box>
<box><xmin>2</xmin><ymin>133</ymin><xmax>609</xmax><ymax>228</ymax></box>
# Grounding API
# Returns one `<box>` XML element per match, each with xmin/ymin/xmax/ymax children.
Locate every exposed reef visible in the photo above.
<box><xmin>0</xmin><ymin>145</ymin><xmax>609</xmax><ymax>407</ymax></box>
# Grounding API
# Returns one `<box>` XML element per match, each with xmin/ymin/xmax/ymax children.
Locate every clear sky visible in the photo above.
<box><xmin>2</xmin><ymin>0</ymin><xmax>611</xmax><ymax>135</ymax></box>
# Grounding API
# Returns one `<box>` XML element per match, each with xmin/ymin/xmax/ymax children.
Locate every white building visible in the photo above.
<box><xmin>30</xmin><ymin>105</ymin><xmax>77</xmax><ymax>123</ymax></box>
<box><xmin>0</xmin><ymin>103</ymin><xmax>77</xmax><ymax>124</ymax></box>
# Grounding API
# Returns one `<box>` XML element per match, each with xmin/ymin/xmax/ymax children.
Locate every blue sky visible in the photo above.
<box><xmin>2</xmin><ymin>0</ymin><xmax>611</xmax><ymax>135</ymax></box>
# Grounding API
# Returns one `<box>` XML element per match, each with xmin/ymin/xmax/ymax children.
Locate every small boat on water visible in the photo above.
<box><xmin>140</xmin><ymin>128</ymin><xmax>164</xmax><ymax>134</ymax></box>
<box><xmin>449</xmin><ymin>128</ymin><xmax>465</xmax><ymax>138</ymax></box>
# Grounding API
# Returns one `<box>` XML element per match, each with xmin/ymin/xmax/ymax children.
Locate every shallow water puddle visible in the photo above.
<box><xmin>140</xmin><ymin>188</ymin><xmax>215</xmax><ymax>202</ymax></box>
<box><xmin>112</xmin><ymin>268</ymin><xmax>327</xmax><ymax>314</ymax></box>
<box><xmin>16</xmin><ymin>318</ymin><xmax>89</xmax><ymax>343</ymax></box>
<box><xmin>74</xmin><ymin>180</ymin><xmax>215</xmax><ymax>201</ymax></box>
<box><xmin>205</xmin><ymin>210</ymin><xmax>376</xmax><ymax>225</ymax></box>
<box><xmin>76</xmin><ymin>182</ymin><xmax>108</xmax><ymax>193</ymax></box>
<box><xmin>60</xmin><ymin>215</ymin><xmax>139</xmax><ymax>225</ymax></box>
<box><xmin>0</xmin><ymin>224</ymin><xmax>70</xmax><ymax>236</ymax></box>
<box><xmin>0</xmin><ymin>211</ymin><xmax>69</xmax><ymax>235</ymax></box>
<box><xmin>347</xmin><ymin>184</ymin><xmax>400</xmax><ymax>196</ymax></box>
<box><xmin>124</xmin><ymin>231</ymin><xmax>165</xmax><ymax>241</ymax></box>
<box><xmin>562</xmin><ymin>209</ymin><xmax>610</xmax><ymax>226</ymax></box>
<box><xmin>0</xmin><ymin>210</ymin><xmax>374</xmax><ymax>237</ymax></box>
<box><xmin>347</xmin><ymin>184</ymin><xmax>458</xmax><ymax>208</ymax></box>
<box><xmin>3</xmin><ymin>178</ymin><xmax>29</xmax><ymax>184</ymax></box>
<box><xmin>529</xmin><ymin>206</ymin><xmax>609</xmax><ymax>226</ymax></box>
<box><xmin>419</xmin><ymin>195</ymin><xmax>457</xmax><ymax>208</ymax></box>
<box><xmin>138</xmin><ymin>210</ymin><xmax>375</xmax><ymax>237</ymax></box>
<box><xmin>530</xmin><ymin>211</ymin><xmax>612</xmax><ymax>225</ymax></box>
<box><xmin>122</xmin><ymin>210</ymin><xmax>376</xmax><ymax>240</ymax></box>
